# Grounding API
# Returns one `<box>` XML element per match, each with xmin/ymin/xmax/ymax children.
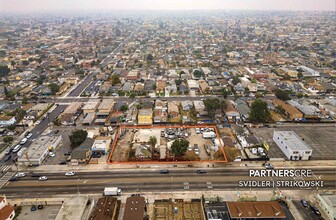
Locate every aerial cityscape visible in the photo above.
<box><xmin>0</xmin><ymin>0</ymin><xmax>335</xmax><ymax>219</ymax></box>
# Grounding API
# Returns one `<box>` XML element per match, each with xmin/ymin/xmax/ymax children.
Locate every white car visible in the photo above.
<box><xmin>15</xmin><ymin>172</ymin><xmax>26</xmax><ymax>178</ymax></box>
<box><xmin>19</xmin><ymin>138</ymin><xmax>27</xmax><ymax>145</ymax></box>
<box><xmin>26</xmin><ymin>133</ymin><xmax>33</xmax><ymax>139</ymax></box>
<box><xmin>49</xmin><ymin>152</ymin><xmax>56</xmax><ymax>157</ymax></box>
<box><xmin>65</xmin><ymin>172</ymin><xmax>75</xmax><ymax>176</ymax></box>
<box><xmin>39</xmin><ymin>176</ymin><xmax>48</xmax><ymax>181</ymax></box>
<box><xmin>35</xmin><ymin>120</ymin><xmax>42</xmax><ymax>125</ymax></box>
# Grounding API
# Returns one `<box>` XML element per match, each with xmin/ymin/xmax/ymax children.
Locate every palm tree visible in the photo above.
<box><xmin>149</xmin><ymin>136</ymin><xmax>157</xmax><ymax>160</ymax></box>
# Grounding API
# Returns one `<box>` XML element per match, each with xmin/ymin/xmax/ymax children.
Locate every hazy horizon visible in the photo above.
<box><xmin>0</xmin><ymin>0</ymin><xmax>334</xmax><ymax>12</ymax></box>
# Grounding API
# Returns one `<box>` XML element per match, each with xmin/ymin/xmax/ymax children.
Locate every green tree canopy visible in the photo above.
<box><xmin>193</xmin><ymin>69</ymin><xmax>204</xmax><ymax>78</ymax></box>
<box><xmin>48</xmin><ymin>83</ymin><xmax>60</xmax><ymax>95</ymax></box>
<box><xmin>69</xmin><ymin>130</ymin><xmax>88</xmax><ymax>148</ymax></box>
<box><xmin>110</xmin><ymin>74</ymin><xmax>120</xmax><ymax>86</ymax></box>
<box><xmin>146</xmin><ymin>54</ymin><xmax>154</xmax><ymax>61</ymax></box>
<box><xmin>232</xmin><ymin>76</ymin><xmax>241</xmax><ymax>85</ymax></box>
<box><xmin>203</xmin><ymin>98</ymin><xmax>227</xmax><ymax>119</ymax></box>
<box><xmin>120</xmin><ymin>105</ymin><xmax>128</xmax><ymax>112</ymax></box>
<box><xmin>275</xmin><ymin>89</ymin><xmax>291</xmax><ymax>101</ymax></box>
<box><xmin>0</xmin><ymin>65</ymin><xmax>10</xmax><ymax>77</ymax></box>
<box><xmin>149</xmin><ymin>136</ymin><xmax>157</xmax><ymax>159</ymax></box>
<box><xmin>171</xmin><ymin>139</ymin><xmax>189</xmax><ymax>157</ymax></box>
<box><xmin>249</xmin><ymin>99</ymin><xmax>270</xmax><ymax>123</ymax></box>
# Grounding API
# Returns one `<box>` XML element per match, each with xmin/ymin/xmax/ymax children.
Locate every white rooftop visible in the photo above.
<box><xmin>274</xmin><ymin>131</ymin><xmax>312</xmax><ymax>151</ymax></box>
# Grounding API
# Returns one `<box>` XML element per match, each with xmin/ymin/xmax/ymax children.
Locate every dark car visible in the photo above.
<box><xmin>310</xmin><ymin>205</ymin><xmax>321</xmax><ymax>217</ymax></box>
<box><xmin>59</xmin><ymin>161</ymin><xmax>67</xmax><ymax>165</ymax></box>
<box><xmin>160</xmin><ymin>169</ymin><xmax>169</xmax><ymax>174</ymax></box>
<box><xmin>196</xmin><ymin>170</ymin><xmax>207</xmax><ymax>174</ymax></box>
<box><xmin>54</xmin><ymin>130</ymin><xmax>60</xmax><ymax>134</ymax></box>
<box><xmin>9</xmin><ymin>177</ymin><xmax>19</xmax><ymax>181</ymax></box>
<box><xmin>38</xmin><ymin>205</ymin><xmax>43</xmax><ymax>209</ymax></box>
<box><xmin>301</xmin><ymin>199</ymin><xmax>309</xmax><ymax>208</ymax></box>
<box><xmin>31</xmin><ymin>205</ymin><xmax>37</xmax><ymax>211</ymax></box>
<box><xmin>31</xmin><ymin>173</ymin><xmax>41</xmax><ymax>177</ymax></box>
<box><xmin>4</xmin><ymin>155</ymin><xmax>11</xmax><ymax>162</ymax></box>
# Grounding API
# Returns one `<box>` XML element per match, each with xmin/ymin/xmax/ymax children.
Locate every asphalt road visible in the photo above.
<box><xmin>293</xmin><ymin>200</ymin><xmax>321</xmax><ymax>220</ymax></box>
<box><xmin>1</xmin><ymin>168</ymin><xmax>334</xmax><ymax>198</ymax></box>
<box><xmin>0</xmin><ymin>105</ymin><xmax>68</xmax><ymax>166</ymax></box>
<box><xmin>67</xmin><ymin>71</ymin><xmax>97</xmax><ymax>97</ymax></box>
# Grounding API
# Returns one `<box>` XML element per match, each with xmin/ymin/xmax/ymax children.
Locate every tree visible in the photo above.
<box><xmin>48</xmin><ymin>83</ymin><xmax>60</xmax><ymax>95</ymax></box>
<box><xmin>3</xmin><ymin>136</ymin><xmax>13</xmax><ymax>143</ymax></box>
<box><xmin>249</xmin><ymin>99</ymin><xmax>270</xmax><ymax>123</ymax></box>
<box><xmin>22</xmin><ymin>96</ymin><xmax>28</xmax><ymax>104</ymax></box>
<box><xmin>149</xmin><ymin>136</ymin><xmax>157</xmax><ymax>159</ymax></box>
<box><xmin>297</xmin><ymin>72</ymin><xmax>303</xmax><ymax>79</ymax></box>
<box><xmin>275</xmin><ymin>89</ymin><xmax>291</xmax><ymax>101</ymax></box>
<box><xmin>22</xmin><ymin>60</ymin><xmax>29</xmax><ymax>66</ymax></box>
<box><xmin>203</xmin><ymin>98</ymin><xmax>227</xmax><ymax>119</ymax></box>
<box><xmin>69</xmin><ymin>130</ymin><xmax>88</xmax><ymax>148</ymax></box>
<box><xmin>75</xmin><ymin>69</ymin><xmax>85</xmax><ymax>75</ymax></box>
<box><xmin>129</xmin><ymin>92</ymin><xmax>136</xmax><ymax>99</ymax></box>
<box><xmin>171</xmin><ymin>139</ymin><xmax>189</xmax><ymax>157</ymax></box>
<box><xmin>146</xmin><ymin>54</ymin><xmax>153</xmax><ymax>61</ymax></box>
<box><xmin>110</xmin><ymin>74</ymin><xmax>120</xmax><ymax>86</ymax></box>
<box><xmin>232</xmin><ymin>76</ymin><xmax>241</xmax><ymax>85</ymax></box>
<box><xmin>0</xmin><ymin>65</ymin><xmax>10</xmax><ymax>77</ymax></box>
<box><xmin>297</xmin><ymin>93</ymin><xmax>304</xmax><ymax>98</ymax></box>
<box><xmin>193</xmin><ymin>69</ymin><xmax>204</xmax><ymax>78</ymax></box>
<box><xmin>14</xmin><ymin>108</ymin><xmax>26</xmax><ymax>122</ymax></box>
<box><xmin>221</xmin><ymin>88</ymin><xmax>231</xmax><ymax>98</ymax></box>
<box><xmin>7</xmin><ymin>125</ymin><xmax>16</xmax><ymax>131</ymax></box>
<box><xmin>120</xmin><ymin>105</ymin><xmax>128</xmax><ymax>112</ymax></box>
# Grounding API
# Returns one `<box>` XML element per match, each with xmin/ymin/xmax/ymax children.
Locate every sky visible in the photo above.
<box><xmin>0</xmin><ymin>0</ymin><xmax>334</xmax><ymax>12</ymax></box>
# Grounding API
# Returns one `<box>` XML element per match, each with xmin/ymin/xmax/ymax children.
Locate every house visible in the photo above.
<box><xmin>178</xmin><ymin>83</ymin><xmax>188</xmax><ymax>94</ymax></box>
<box><xmin>198</xmin><ymin>80</ymin><xmax>210</xmax><ymax>93</ymax></box>
<box><xmin>187</xmin><ymin>80</ymin><xmax>199</xmax><ymax>91</ymax></box>
<box><xmin>0</xmin><ymin>195</ymin><xmax>15</xmax><ymax>220</ymax></box>
<box><xmin>144</xmin><ymin>80</ymin><xmax>155</xmax><ymax>91</ymax></box>
<box><xmin>168</xmin><ymin>101</ymin><xmax>179</xmax><ymax>118</ymax></box>
<box><xmin>168</xmin><ymin>69</ymin><xmax>179</xmax><ymax>78</ymax></box>
<box><xmin>273</xmin><ymin>99</ymin><xmax>303</xmax><ymax>121</ymax></box>
<box><xmin>166</xmin><ymin>81</ymin><xmax>177</xmax><ymax>93</ymax></box>
<box><xmin>235</xmin><ymin>100</ymin><xmax>250</xmax><ymax>121</ymax></box>
<box><xmin>71</xmin><ymin>138</ymin><xmax>94</xmax><ymax>165</ymax></box>
<box><xmin>122</xmin><ymin>81</ymin><xmax>133</xmax><ymax>92</ymax></box>
<box><xmin>181</xmin><ymin>100</ymin><xmax>193</xmax><ymax>111</ymax></box>
<box><xmin>273</xmin><ymin>130</ymin><xmax>312</xmax><ymax>160</ymax></box>
<box><xmin>193</xmin><ymin>101</ymin><xmax>207</xmax><ymax>116</ymax></box>
<box><xmin>91</xmin><ymin>136</ymin><xmax>112</xmax><ymax>154</ymax></box>
<box><xmin>0</xmin><ymin>115</ymin><xmax>16</xmax><ymax>126</ymax></box>
<box><xmin>126</xmin><ymin>70</ymin><xmax>139</xmax><ymax>80</ymax></box>
<box><xmin>134</xmin><ymin>83</ymin><xmax>145</xmax><ymax>93</ymax></box>
<box><xmin>156</xmin><ymin>80</ymin><xmax>165</xmax><ymax>94</ymax></box>
<box><xmin>225</xmin><ymin>101</ymin><xmax>240</xmax><ymax>122</ymax></box>
<box><xmin>138</xmin><ymin>108</ymin><xmax>153</xmax><ymax>125</ymax></box>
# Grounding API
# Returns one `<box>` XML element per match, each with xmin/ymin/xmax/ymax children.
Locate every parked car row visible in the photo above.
<box><xmin>301</xmin><ymin>199</ymin><xmax>322</xmax><ymax>217</ymax></box>
<box><xmin>9</xmin><ymin>172</ymin><xmax>76</xmax><ymax>181</ymax></box>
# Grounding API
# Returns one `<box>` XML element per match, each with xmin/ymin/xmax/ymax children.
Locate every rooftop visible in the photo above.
<box><xmin>123</xmin><ymin>196</ymin><xmax>146</xmax><ymax>220</ymax></box>
<box><xmin>274</xmin><ymin>130</ymin><xmax>312</xmax><ymax>151</ymax></box>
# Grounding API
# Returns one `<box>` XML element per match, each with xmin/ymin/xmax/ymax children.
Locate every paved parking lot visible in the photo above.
<box><xmin>251</xmin><ymin>125</ymin><xmax>336</xmax><ymax>160</ymax></box>
<box><xmin>17</xmin><ymin>205</ymin><xmax>61</xmax><ymax>220</ymax></box>
<box><xmin>292</xmin><ymin>200</ymin><xmax>321</xmax><ymax>220</ymax></box>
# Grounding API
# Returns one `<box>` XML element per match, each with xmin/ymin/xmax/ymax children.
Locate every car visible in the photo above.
<box><xmin>65</xmin><ymin>171</ymin><xmax>75</xmax><ymax>176</ymax></box>
<box><xmin>12</xmin><ymin>145</ymin><xmax>21</xmax><ymax>153</ymax></box>
<box><xmin>38</xmin><ymin>205</ymin><xmax>44</xmax><ymax>209</ymax></box>
<box><xmin>26</xmin><ymin>133</ymin><xmax>33</xmax><ymax>139</ymax></box>
<box><xmin>19</xmin><ymin>138</ymin><xmax>28</xmax><ymax>145</ymax></box>
<box><xmin>59</xmin><ymin>161</ymin><xmax>67</xmax><ymax>165</ymax></box>
<box><xmin>310</xmin><ymin>205</ymin><xmax>321</xmax><ymax>216</ymax></box>
<box><xmin>31</xmin><ymin>173</ymin><xmax>41</xmax><ymax>177</ymax></box>
<box><xmin>264</xmin><ymin>163</ymin><xmax>274</xmax><ymax>169</ymax></box>
<box><xmin>31</xmin><ymin>205</ymin><xmax>37</xmax><ymax>211</ymax></box>
<box><xmin>35</xmin><ymin>120</ymin><xmax>42</xmax><ymax>125</ymax></box>
<box><xmin>54</xmin><ymin>130</ymin><xmax>60</xmax><ymax>134</ymax></box>
<box><xmin>9</xmin><ymin>177</ymin><xmax>19</xmax><ymax>181</ymax></box>
<box><xmin>49</xmin><ymin>152</ymin><xmax>56</xmax><ymax>157</ymax></box>
<box><xmin>15</xmin><ymin>172</ymin><xmax>26</xmax><ymax>178</ymax></box>
<box><xmin>4</xmin><ymin>147</ymin><xmax>12</xmax><ymax>155</ymax></box>
<box><xmin>4</xmin><ymin>155</ymin><xmax>11</xmax><ymax>162</ymax></box>
<box><xmin>196</xmin><ymin>170</ymin><xmax>207</xmax><ymax>174</ymax></box>
<box><xmin>301</xmin><ymin>199</ymin><xmax>309</xmax><ymax>208</ymax></box>
<box><xmin>39</xmin><ymin>176</ymin><xmax>48</xmax><ymax>181</ymax></box>
<box><xmin>160</xmin><ymin>170</ymin><xmax>169</xmax><ymax>174</ymax></box>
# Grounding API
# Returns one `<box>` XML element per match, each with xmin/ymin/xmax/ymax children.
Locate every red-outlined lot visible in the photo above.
<box><xmin>107</xmin><ymin>124</ymin><xmax>227</xmax><ymax>164</ymax></box>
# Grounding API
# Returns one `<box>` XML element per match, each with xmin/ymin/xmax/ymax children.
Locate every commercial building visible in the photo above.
<box><xmin>273</xmin><ymin>130</ymin><xmax>312</xmax><ymax>160</ymax></box>
<box><xmin>227</xmin><ymin>201</ymin><xmax>286</xmax><ymax>219</ymax></box>
<box><xmin>89</xmin><ymin>196</ymin><xmax>120</xmax><ymax>220</ymax></box>
<box><xmin>97</xmin><ymin>99</ymin><xmax>114</xmax><ymax>113</ymax></box>
<box><xmin>18</xmin><ymin>135</ymin><xmax>62</xmax><ymax>166</ymax></box>
<box><xmin>123</xmin><ymin>196</ymin><xmax>146</xmax><ymax>220</ymax></box>
<box><xmin>316</xmin><ymin>194</ymin><xmax>336</xmax><ymax>220</ymax></box>
<box><xmin>82</xmin><ymin>112</ymin><xmax>95</xmax><ymax>125</ymax></box>
<box><xmin>0</xmin><ymin>195</ymin><xmax>15</xmax><ymax>220</ymax></box>
<box><xmin>138</xmin><ymin>108</ymin><xmax>153</xmax><ymax>125</ymax></box>
<box><xmin>0</xmin><ymin>115</ymin><xmax>16</xmax><ymax>126</ymax></box>
<box><xmin>82</xmin><ymin>100</ymin><xmax>100</xmax><ymax>115</ymax></box>
<box><xmin>91</xmin><ymin>136</ymin><xmax>112</xmax><ymax>154</ymax></box>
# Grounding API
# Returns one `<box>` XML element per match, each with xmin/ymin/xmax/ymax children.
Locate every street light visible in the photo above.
<box><xmin>77</xmin><ymin>179</ymin><xmax>80</xmax><ymax>194</ymax></box>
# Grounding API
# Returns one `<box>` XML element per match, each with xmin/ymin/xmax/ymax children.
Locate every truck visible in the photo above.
<box><xmin>202</xmin><ymin>131</ymin><xmax>216</xmax><ymax>139</ymax></box>
<box><xmin>104</xmin><ymin>187</ymin><xmax>122</xmax><ymax>196</ymax></box>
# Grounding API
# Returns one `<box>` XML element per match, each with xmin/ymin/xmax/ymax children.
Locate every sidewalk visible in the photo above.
<box><xmin>17</xmin><ymin>159</ymin><xmax>336</xmax><ymax>173</ymax></box>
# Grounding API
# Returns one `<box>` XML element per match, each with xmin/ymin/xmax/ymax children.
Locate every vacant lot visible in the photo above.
<box><xmin>18</xmin><ymin>205</ymin><xmax>61</xmax><ymax>220</ymax></box>
<box><xmin>251</xmin><ymin>124</ymin><xmax>336</xmax><ymax>160</ymax></box>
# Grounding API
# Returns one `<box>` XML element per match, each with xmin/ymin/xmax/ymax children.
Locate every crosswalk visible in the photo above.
<box><xmin>0</xmin><ymin>171</ymin><xmax>15</xmax><ymax>189</ymax></box>
<box><xmin>0</xmin><ymin>165</ymin><xmax>12</xmax><ymax>173</ymax></box>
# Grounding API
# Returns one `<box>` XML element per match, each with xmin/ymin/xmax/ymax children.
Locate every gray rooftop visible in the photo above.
<box><xmin>274</xmin><ymin>130</ymin><xmax>312</xmax><ymax>151</ymax></box>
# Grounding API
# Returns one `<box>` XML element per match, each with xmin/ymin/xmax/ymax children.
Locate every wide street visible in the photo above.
<box><xmin>0</xmin><ymin>167</ymin><xmax>334</xmax><ymax>198</ymax></box>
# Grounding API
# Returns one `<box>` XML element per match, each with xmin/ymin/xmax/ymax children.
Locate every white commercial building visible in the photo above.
<box><xmin>273</xmin><ymin>131</ymin><xmax>312</xmax><ymax>160</ymax></box>
<box><xmin>18</xmin><ymin>135</ymin><xmax>62</xmax><ymax>166</ymax></box>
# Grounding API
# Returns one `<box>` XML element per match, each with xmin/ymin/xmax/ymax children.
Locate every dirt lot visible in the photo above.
<box><xmin>112</xmin><ymin>128</ymin><xmax>135</xmax><ymax>162</ymax></box>
<box><xmin>251</xmin><ymin>124</ymin><xmax>336</xmax><ymax>160</ymax></box>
